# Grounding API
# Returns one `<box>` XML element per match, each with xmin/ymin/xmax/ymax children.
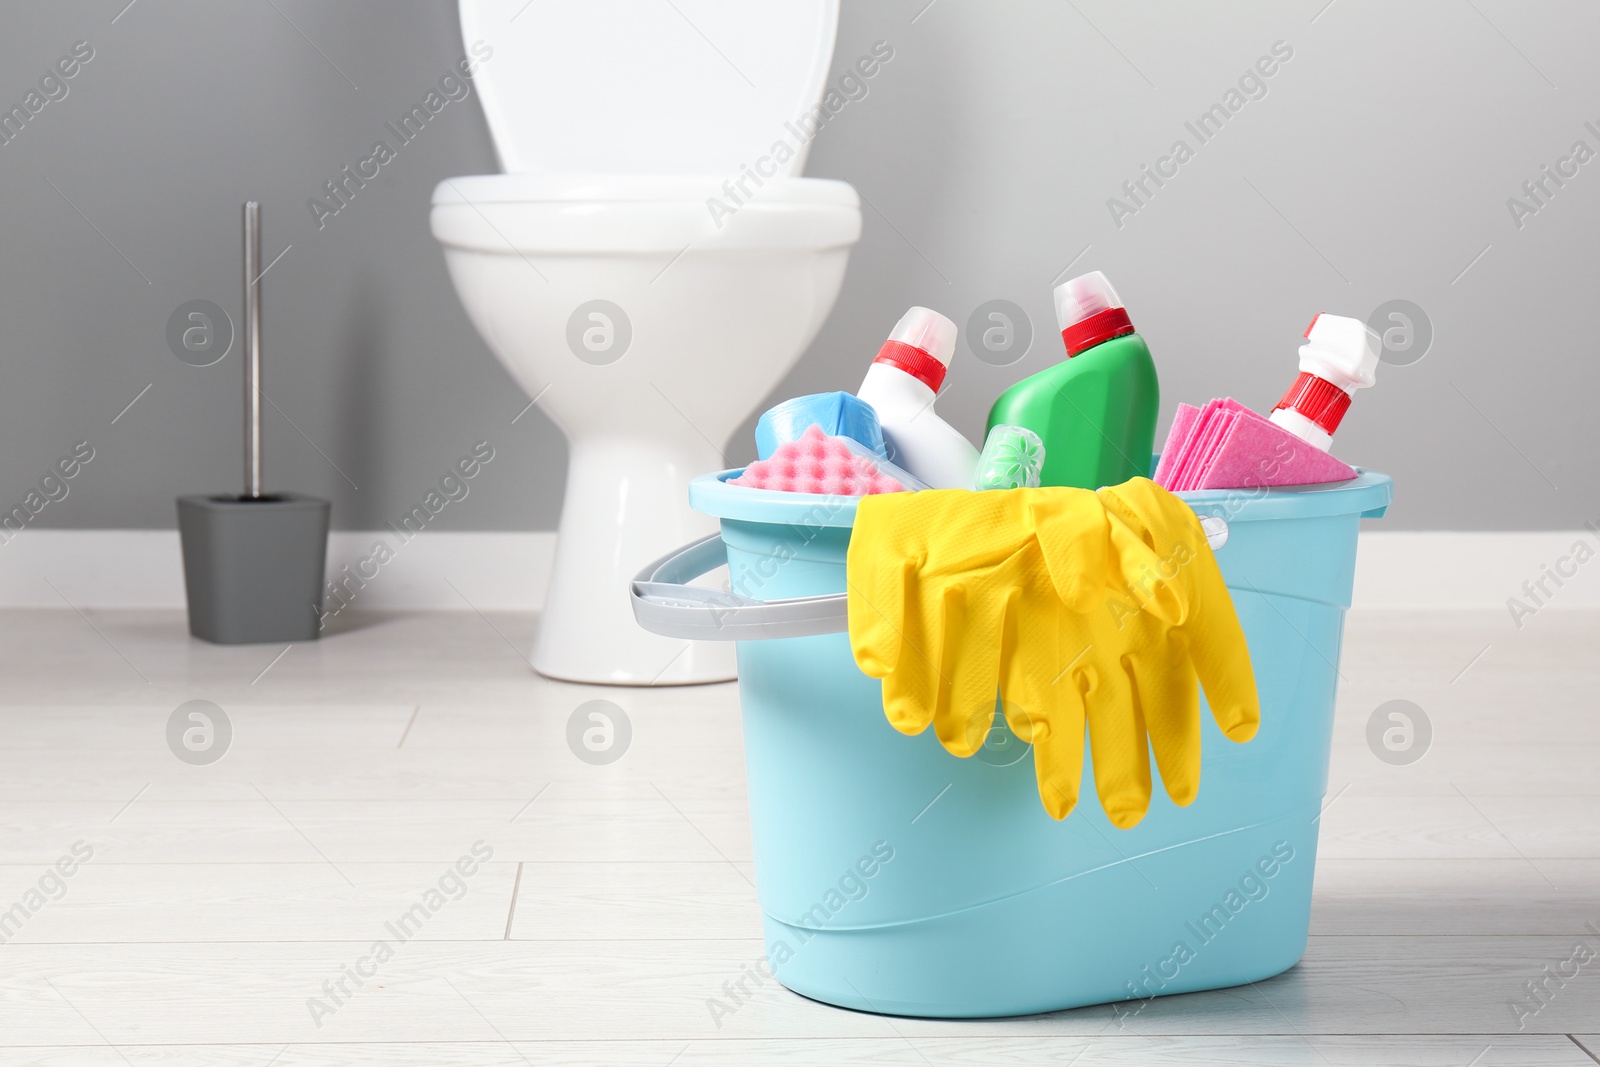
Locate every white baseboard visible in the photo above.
<box><xmin>0</xmin><ymin>529</ymin><xmax>1593</xmax><ymax>612</ymax></box>
<box><xmin>0</xmin><ymin>530</ymin><xmax>557</xmax><ymax>611</ymax></box>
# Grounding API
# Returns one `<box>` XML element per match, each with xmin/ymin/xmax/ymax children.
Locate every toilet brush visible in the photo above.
<box><xmin>177</xmin><ymin>202</ymin><xmax>331</xmax><ymax>644</ymax></box>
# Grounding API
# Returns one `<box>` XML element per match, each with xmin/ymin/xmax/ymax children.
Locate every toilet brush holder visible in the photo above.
<box><xmin>178</xmin><ymin>201</ymin><xmax>331</xmax><ymax>645</ymax></box>
<box><xmin>177</xmin><ymin>493</ymin><xmax>330</xmax><ymax>644</ymax></box>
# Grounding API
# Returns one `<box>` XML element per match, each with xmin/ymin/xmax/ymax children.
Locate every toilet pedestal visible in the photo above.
<box><xmin>533</xmin><ymin>433</ymin><xmax>736</xmax><ymax>685</ymax></box>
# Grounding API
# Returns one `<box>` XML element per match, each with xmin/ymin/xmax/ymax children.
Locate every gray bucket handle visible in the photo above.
<box><xmin>630</xmin><ymin>516</ymin><xmax>1228</xmax><ymax>643</ymax></box>
<box><xmin>630</xmin><ymin>534</ymin><xmax>851</xmax><ymax>641</ymax></box>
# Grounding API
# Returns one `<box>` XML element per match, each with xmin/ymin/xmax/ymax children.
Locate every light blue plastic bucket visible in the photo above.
<box><xmin>632</xmin><ymin>467</ymin><xmax>1391</xmax><ymax>1018</ymax></box>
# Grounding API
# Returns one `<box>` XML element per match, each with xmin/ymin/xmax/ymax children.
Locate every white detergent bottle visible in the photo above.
<box><xmin>856</xmin><ymin>307</ymin><xmax>979</xmax><ymax>488</ymax></box>
<box><xmin>1269</xmin><ymin>313</ymin><xmax>1380</xmax><ymax>451</ymax></box>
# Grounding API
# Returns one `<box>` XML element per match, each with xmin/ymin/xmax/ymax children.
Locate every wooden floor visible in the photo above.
<box><xmin>0</xmin><ymin>607</ymin><xmax>1596</xmax><ymax>1066</ymax></box>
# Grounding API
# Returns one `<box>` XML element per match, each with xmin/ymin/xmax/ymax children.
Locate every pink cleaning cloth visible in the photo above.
<box><xmin>730</xmin><ymin>424</ymin><xmax>905</xmax><ymax>496</ymax></box>
<box><xmin>1156</xmin><ymin>397</ymin><xmax>1357</xmax><ymax>491</ymax></box>
<box><xmin>1152</xmin><ymin>403</ymin><xmax>1202</xmax><ymax>487</ymax></box>
<box><xmin>1171</xmin><ymin>400</ymin><xmax>1236</xmax><ymax>490</ymax></box>
<box><xmin>1162</xmin><ymin>399</ymin><xmax>1235</xmax><ymax>491</ymax></box>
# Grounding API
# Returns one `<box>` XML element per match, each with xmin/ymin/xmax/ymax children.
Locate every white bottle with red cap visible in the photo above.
<box><xmin>856</xmin><ymin>307</ymin><xmax>979</xmax><ymax>488</ymax></box>
<box><xmin>1269</xmin><ymin>313</ymin><xmax>1380</xmax><ymax>451</ymax></box>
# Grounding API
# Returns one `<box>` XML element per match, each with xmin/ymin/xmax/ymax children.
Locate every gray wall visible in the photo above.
<box><xmin>2</xmin><ymin>1</ymin><xmax>1594</xmax><ymax>532</ymax></box>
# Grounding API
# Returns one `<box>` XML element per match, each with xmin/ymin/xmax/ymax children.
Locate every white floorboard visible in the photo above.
<box><xmin>3</xmin><ymin>935</ymin><xmax>1599</xmax><ymax>1041</ymax></box>
<box><xmin>0</xmin><ymin>608</ymin><xmax>1596</xmax><ymax>1063</ymax></box>
<box><xmin>0</xmin><ymin>1037</ymin><xmax>1595</xmax><ymax>1067</ymax></box>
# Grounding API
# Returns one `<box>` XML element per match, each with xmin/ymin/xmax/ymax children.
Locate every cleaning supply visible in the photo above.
<box><xmin>1269</xmin><ymin>313</ymin><xmax>1380</xmax><ymax>450</ymax></box>
<box><xmin>845</xmin><ymin>478</ymin><xmax>1257</xmax><ymax>826</ymax></box>
<box><xmin>755</xmin><ymin>391</ymin><xmax>885</xmax><ymax>460</ymax></box>
<box><xmin>985</xmin><ymin>271</ymin><xmax>1159</xmax><ymax>489</ymax></box>
<box><xmin>1013</xmin><ymin>478</ymin><xmax>1260</xmax><ymax>827</ymax></box>
<box><xmin>846</xmin><ymin>487</ymin><xmax>1161</xmax><ymax>760</ymax></box>
<box><xmin>1152</xmin><ymin>312</ymin><xmax>1377</xmax><ymax>491</ymax></box>
<box><xmin>633</xmin><ymin>460</ymin><xmax>1391</xmax><ymax>1016</ymax></box>
<box><xmin>1077</xmin><ymin>478</ymin><xmax>1259</xmax><ymax>825</ymax></box>
<box><xmin>1154</xmin><ymin>398</ymin><xmax>1357</xmax><ymax>491</ymax></box>
<box><xmin>1151</xmin><ymin>402</ymin><xmax>1204</xmax><ymax>488</ymax></box>
<box><xmin>729</xmin><ymin>424</ymin><xmax>919</xmax><ymax>496</ymax></box>
<box><xmin>855</xmin><ymin>307</ymin><xmax>980</xmax><ymax>489</ymax></box>
<box><xmin>972</xmin><ymin>425</ymin><xmax>1046</xmax><ymax>490</ymax></box>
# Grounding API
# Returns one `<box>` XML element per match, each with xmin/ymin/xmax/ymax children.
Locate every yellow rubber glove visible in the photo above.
<box><xmin>1097</xmin><ymin>477</ymin><xmax>1260</xmax><ymax>754</ymax></box>
<box><xmin>1015</xmin><ymin>478</ymin><xmax>1258</xmax><ymax>827</ymax></box>
<box><xmin>847</xmin><ymin>479</ymin><xmax>1259</xmax><ymax>830</ymax></box>
<box><xmin>847</xmin><ymin>488</ymin><xmax>1167</xmax><ymax>758</ymax></box>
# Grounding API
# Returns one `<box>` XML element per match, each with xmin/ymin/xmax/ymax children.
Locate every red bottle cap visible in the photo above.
<box><xmin>1273</xmin><ymin>372</ymin><xmax>1352</xmax><ymax>434</ymax></box>
<box><xmin>872</xmin><ymin>307</ymin><xmax>956</xmax><ymax>392</ymax></box>
<box><xmin>1054</xmin><ymin>271</ymin><xmax>1135</xmax><ymax>356</ymax></box>
<box><xmin>1270</xmin><ymin>313</ymin><xmax>1380</xmax><ymax>436</ymax></box>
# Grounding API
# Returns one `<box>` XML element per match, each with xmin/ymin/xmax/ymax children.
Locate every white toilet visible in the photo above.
<box><xmin>432</xmin><ymin>0</ymin><xmax>861</xmax><ymax>685</ymax></box>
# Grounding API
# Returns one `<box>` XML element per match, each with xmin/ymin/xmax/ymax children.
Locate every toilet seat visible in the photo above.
<box><xmin>432</xmin><ymin>173</ymin><xmax>861</xmax><ymax>253</ymax></box>
<box><xmin>434</xmin><ymin>172</ymin><xmax>859</xmax><ymax>206</ymax></box>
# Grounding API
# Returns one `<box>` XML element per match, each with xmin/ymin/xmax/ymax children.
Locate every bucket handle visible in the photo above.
<box><xmin>630</xmin><ymin>516</ymin><xmax>1228</xmax><ymax>643</ymax></box>
<box><xmin>630</xmin><ymin>534</ymin><xmax>851</xmax><ymax>641</ymax></box>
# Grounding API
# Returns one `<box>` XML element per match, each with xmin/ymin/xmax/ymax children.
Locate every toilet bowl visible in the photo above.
<box><xmin>431</xmin><ymin>1</ymin><xmax>860</xmax><ymax>685</ymax></box>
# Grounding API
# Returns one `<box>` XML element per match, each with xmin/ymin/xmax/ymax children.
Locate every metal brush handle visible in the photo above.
<box><xmin>243</xmin><ymin>201</ymin><xmax>263</xmax><ymax>499</ymax></box>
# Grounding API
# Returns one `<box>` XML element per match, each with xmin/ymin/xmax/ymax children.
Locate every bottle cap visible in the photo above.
<box><xmin>1271</xmin><ymin>313</ymin><xmax>1380</xmax><ymax>437</ymax></box>
<box><xmin>1054</xmin><ymin>271</ymin><xmax>1135</xmax><ymax>356</ymax></box>
<box><xmin>873</xmin><ymin>306</ymin><xmax>957</xmax><ymax>392</ymax></box>
<box><xmin>1298</xmin><ymin>313</ymin><xmax>1379</xmax><ymax>391</ymax></box>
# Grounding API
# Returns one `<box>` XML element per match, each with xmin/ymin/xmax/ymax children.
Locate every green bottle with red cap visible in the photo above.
<box><xmin>984</xmin><ymin>270</ymin><xmax>1159</xmax><ymax>490</ymax></box>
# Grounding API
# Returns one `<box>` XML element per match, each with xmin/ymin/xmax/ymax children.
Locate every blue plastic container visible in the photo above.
<box><xmin>632</xmin><ymin>468</ymin><xmax>1391</xmax><ymax>1018</ymax></box>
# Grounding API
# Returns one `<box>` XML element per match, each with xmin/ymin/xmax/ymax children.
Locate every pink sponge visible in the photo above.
<box><xmin>730</xmin><ymin>424</ymin><xmax>905</xmax><ymax>496</ymax></box>
<box><xmin>1157</xmin><ymin>398</ymin><xmax>1357</xmax><ymax>491</ymax></box>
